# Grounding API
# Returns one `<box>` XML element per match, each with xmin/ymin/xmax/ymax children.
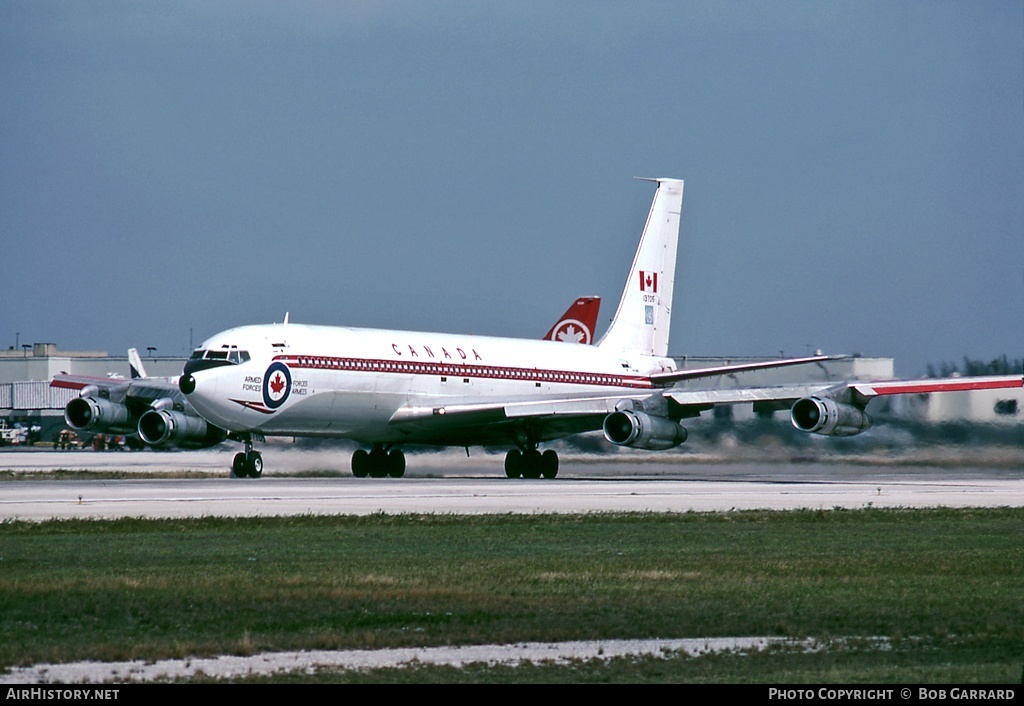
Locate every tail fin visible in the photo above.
<box><xmin>128</xmin><ymin>348</ymin><xmax>148</xmax><ymax>379</ymax></box>
<box><xmin>597</xmin><ymin>178</ymin><xmax>683</xmax><ymax>357</ymax></box>
<box><xmin>544</xmin><ymin>296</ymin><xmax>601</xmax><ymax>344</ymax></box>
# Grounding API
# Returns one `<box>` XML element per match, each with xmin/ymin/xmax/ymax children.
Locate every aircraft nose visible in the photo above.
<box><xmin>179</xmin><ymin>374</ymin><xmax>196</xmax><ymax>394</ymax></box>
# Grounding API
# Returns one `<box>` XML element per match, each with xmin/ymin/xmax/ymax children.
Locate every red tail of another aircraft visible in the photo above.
<box><xmin>543</xmin><ymin>296</ymin><xmax>601</xmax><ymax>344</ymax></box>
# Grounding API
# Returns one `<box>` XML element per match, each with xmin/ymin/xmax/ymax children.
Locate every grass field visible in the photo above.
<box><xmin>1</xmin><ymin>508</ymin><xmax>1022</xmax><ymax>682</ymax></box>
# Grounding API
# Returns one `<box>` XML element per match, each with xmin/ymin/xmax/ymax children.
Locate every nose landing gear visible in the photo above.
<box><xmin>231</xmin><ymin>436</ymin><xmax>263</xmax><ymax>478</ymax></box>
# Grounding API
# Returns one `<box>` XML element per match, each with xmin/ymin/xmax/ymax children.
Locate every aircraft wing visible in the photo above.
<box><xmin>385</xmin><ymin>356</ymin><xmax>847</xmax><ymax>430</ymax></box>
<box><xmin>49</xmin><ymin>374</ymin><xmax>130</xmax><ymax>392</ymax></box>
<box><xmin>662</xmin><ymin>374</ymin><xmax>1024</xmax><ymax>409</ymax></box>
<box><xmin>387</xmin><ymin>373</ymin><xmax>1024</xmax><ymax>445</ymax></box>
<box><xmin>51</xmin><ymin>374</ymin><xmax>178</xmax><ymax>405</ymax></box>
<box><xmin>649</xmin><ymin>355</ymin><xmax>837</xmax><ymax>385</ymax></box>
<box><xmin>385</xmin><ymin>384</ymin><xmax>821</xmax><ymax>445</ymax></box>
<box><xmin>50</xmin><ymin>373</ymin><xmax>227</xmax><ymax>448</ymax></box>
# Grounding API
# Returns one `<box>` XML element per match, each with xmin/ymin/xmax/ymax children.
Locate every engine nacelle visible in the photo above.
<box><xmin>65</xmin><ymin>396</ymin><xmax>132</xmax><ymax>433</ymax></box>
<box><xmin>138</xmin><ymin>409</ymin><xmax>226</xmax><ymax>447</ymax></box>
<box><xmin>602</xmin><ymin>410</ymin><xmax>688</xmax><ymax>450</ymax></box>
<box><xmin>790</xmin><ymin>396</ymin><xmax>872</xmax><ymax>437</ymax></box>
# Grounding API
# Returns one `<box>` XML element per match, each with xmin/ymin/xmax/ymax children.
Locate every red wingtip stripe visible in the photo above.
<box><xmin>864</xmin><ymin>377</ymin><xmax>1024</xmax><ymax>396</ymax></box>
<box><xmin>49</xmin><ymin>379</ymin><xmax>87</xmax><ymax>390</ymax></box>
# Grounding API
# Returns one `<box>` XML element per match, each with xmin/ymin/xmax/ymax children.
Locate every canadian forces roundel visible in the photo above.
<box><xmin>262</xmin><ymin>362</ymin><xmax>291</xmax><ymax>410</ymax></box>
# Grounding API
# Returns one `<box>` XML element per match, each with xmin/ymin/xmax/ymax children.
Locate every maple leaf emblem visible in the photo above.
<box><xmin>556</xmin><ymin>324</ymin><xmax>585</xmax><ymax>344</ymax></box>
<box><xmin>270</xmin><ymin>373</ymin><xmax>286</xmax><ymax>395</ymax></box>
<box><xmin>645</xmin><ymin>274</ymin><xmax>653</xmax><ymax>289</ymax></box>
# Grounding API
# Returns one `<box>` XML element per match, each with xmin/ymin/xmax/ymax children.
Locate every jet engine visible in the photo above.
<box><xmin>65</xmin><ymin>396</ymin><xmax>132</xmax><ymax>433</ymax></box>
<box><xmin>602</xmin><ymin>410</ymin><xmax>688</xmax><ymax>450</ymax></box>
<box><xmin>138</xmin><ymin>409</ymin><xmax>226</xmax><ymax>447</ymax></box>
<box><xmin>790</xmin><ymin>396</ymin><xmax>871</xmax><ymax>437</ymax></box>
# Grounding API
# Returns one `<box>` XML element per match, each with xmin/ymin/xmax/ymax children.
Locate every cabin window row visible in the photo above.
<box><xmin>289</xmin><ymin>357</ymin><xmax>631</xmax><ymax>387</ymax></box>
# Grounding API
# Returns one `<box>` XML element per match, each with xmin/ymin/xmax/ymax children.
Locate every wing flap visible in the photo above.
<box><xmin>389</xmin><ymin>394</ymin><xmax>624</xmax><ymax>427</ymax></box>
<box><xmin>664</xmin><ymin>383</ymin><xmax>837</xmax><ymax>407</ymax></box>
<box><xmin>387</xmin><ymin>396</ymin><xmax>614</xmax><ymax>446</ymax></box>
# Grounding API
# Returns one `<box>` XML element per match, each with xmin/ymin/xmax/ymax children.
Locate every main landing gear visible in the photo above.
<box><xmin>504</xmin><ymin>448</ymin><xmax>558</xmax><ymax>479</ymax></box>
<box><xmin>351</xmin><ymin>444</ymin><xmax>406</xmax><ymax>478</ymax></box>
<box><xmin>231</xmin><ymin>438</ymin><xmax>263</xmax><ymax>478</ymax></box>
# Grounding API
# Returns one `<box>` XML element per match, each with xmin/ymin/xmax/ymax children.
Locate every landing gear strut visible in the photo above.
<box><xmin>504</xmin><ymin>448</ymin><xmax>558</xmax><ymax>479</ymax></box>
<box><xmin>352</xmin><ymin>444</ymin><xmax>406</xmax><ymax>478</ymax></box>
<box><xmin>231</xmin><ymin>437</ymin><xmax>263</xmax><ymax>478</ymax></box>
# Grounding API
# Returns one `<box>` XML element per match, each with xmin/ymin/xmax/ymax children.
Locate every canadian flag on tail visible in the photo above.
<box><xmin>639</xmin><ymin>271</ymin><xmax>658</xmax><ymax>292</ymax></box>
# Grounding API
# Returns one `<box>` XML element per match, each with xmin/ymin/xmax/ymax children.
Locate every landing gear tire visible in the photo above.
<box><xmin>387</xmin><ymin>450</ymin><xmax>406</xmax><ymax>478</ymax></box>
<box><xmin>232</xmin><ymin>452</ymin><xmax>247</xmax><ymax>478</ymax></box>
<box><xmin>541</xmin><ymin>449</ymin><xmax>559</xmax><ymax>479</ymax></box>
<box><xmin>352</xmin><ymin>449</ymin><xmax>370</xmax><ymax>477</ymax></box>
<box><xmin>246</xmin><ymin>451</ymin><xmax>263</xmax><ymax>479</ymax></box>
<box><xmin>355</xmin><ymin>445</ymin><xmax>404</xmax><ymax>478</ymax></box>
<box><xmin>232</xmin><ymin>449</ymin><xmax>263</xmax><ymax>478</ymax></box>
<box><xmin>522</xmin><ymin>449</ymin><xmax>543</xmax><ymax>479</ymax></box>
<box><xmin>505</xmin><ymin>448</ymin><xmax>559</xmax><ymax>479</ymax></box>
<box><xmin>368</xmin><ymin>447</ymin><xmax>389</xmax><ymax>478</ymax></box>
<box><xmin>504</xmin><ymin>450</ymin><xmax>523</xmax><ymax>478</ymax></box>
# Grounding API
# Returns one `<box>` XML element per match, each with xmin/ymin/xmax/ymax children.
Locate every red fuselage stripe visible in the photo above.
<box><xmin>273</xmin><ymin>355</ymin><xmax>654</xmax><ymax>389</ymax></box>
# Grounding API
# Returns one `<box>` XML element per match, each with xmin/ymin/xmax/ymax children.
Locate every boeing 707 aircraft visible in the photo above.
<box><xmin>178</xmin><ymin>178</ymin><xmax>1022</xmax><ymax>478</ymax></box>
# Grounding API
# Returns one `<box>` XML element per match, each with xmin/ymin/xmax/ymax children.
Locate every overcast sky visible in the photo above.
<box><xmin>2</xmin><ymin>1</ymin><xmax>1022</xmax><ymax>376</ymax></box>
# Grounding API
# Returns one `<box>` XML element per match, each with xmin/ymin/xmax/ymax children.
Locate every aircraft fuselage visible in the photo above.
<box><xmin>183</xmin><ymin>323</ymin><xmax>674</xmax><ymax>446</ymax></box>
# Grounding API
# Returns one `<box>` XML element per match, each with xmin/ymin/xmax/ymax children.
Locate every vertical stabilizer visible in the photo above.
<box><xmin>597</xmin><ymin>178</ymin><xmax>683</xmax><ymax>357</ymax></box>
<box><xmin>544</xmin><ymin>296</ymin><xmax>601</xmax><ymax>344</ymax></box>
<box><xmin>128</xmin><ymin>348</ymin><xmax>147</xmax><ymax>379</ymax></box>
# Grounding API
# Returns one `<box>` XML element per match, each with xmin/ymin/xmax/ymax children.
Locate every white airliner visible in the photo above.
<box><xmin>179</xmin><ymin>178</ymin><xmax>1023</xmax><ymax>478</ymax></box>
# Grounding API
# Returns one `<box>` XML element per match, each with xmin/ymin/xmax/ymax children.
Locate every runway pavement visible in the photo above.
<box><xmin>2</xmin><ymin>447</ymin><xmax>1022</xmax><ymax>520</ymax></box>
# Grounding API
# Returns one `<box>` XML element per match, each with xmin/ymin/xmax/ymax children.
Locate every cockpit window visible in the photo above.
<box><xmin>182</xmin><ymin>347</ymin><xmax>251</xmax><ymax>375</ymax></box>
